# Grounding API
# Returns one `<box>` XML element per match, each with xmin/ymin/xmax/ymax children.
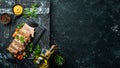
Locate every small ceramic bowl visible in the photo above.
<box><xmin>12</xmin><ymin>4</ymin><xmax>24</xmax><ymax>16</ymax></box>
<box><xmin>0</xmin><ymin>13</ymin><xmax>11</xmax><ymax>24</ymax></box>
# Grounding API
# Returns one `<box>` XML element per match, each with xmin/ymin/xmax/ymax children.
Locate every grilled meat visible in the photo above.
<box><xmin>7</xmin><ymin>46</ymin><xmax>18</xmax><ymax>54</ymax></box>
<box><xmin>7</xmin><ymin>23</ymin><xmax>35</xmax><ymax>59</ymax></box>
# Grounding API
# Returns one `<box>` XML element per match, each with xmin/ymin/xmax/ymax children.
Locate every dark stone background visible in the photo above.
<box><xmin>50</xmin><ymin>0</ymin><xmax>120</xmax><ymax>68</ymax></box>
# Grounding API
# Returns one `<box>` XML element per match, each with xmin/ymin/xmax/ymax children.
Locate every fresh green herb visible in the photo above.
<box><xmin>24</xmin><ymin>43</ymin><xmax>33</xmax><ymax>59</ymax></box>
<box><xmin>55</xmin><ymin>55</ymin><xmax>64</xmax><ymax>66</ymax></box>
<box><xmin>15</xmin><ymin>35</ymin><xmax>25</xmax><ymax>43</ymax></box>
<box><xmin>26</xmin><ymin>42</ymin><xmax>33</xmax><ymax>52</ymax></box>
<box><xmin>20</xmin><ymin>36</ymin><xmax>25</xmax><ymax>43</ymax></box>
<box><xmin>30</xmin><ymin>43</ymin><xmax>33</xmax><ymax>47</ymax></box>
<box><xmin>33</xmin><ymin>45</ymin><xmax>41</xmax><ymax>56</ymax></box>
<box><xmin>25</xmin><ymin>43</ymin><xmax>41</xmax><ymax>58</ymax></box>
<box><xmin>15</xmin><ymin>35</ymin><xmax>19</xmax><ymax>39</ymax></box>
<box><xmin>23</xmin><ymin>4</ymin><xmax>38</xmax><ymax>18</ymax></box>
<box><xmin>17</xmin><ymin>23</ymin><xmax>25</xmax><ymax>29</ymax></box>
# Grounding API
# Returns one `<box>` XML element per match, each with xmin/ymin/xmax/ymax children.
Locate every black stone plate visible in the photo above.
<box><xmin>4</xmin><ymin>24</ymin><xmax>45</xmax><ymax>68</ymax></box>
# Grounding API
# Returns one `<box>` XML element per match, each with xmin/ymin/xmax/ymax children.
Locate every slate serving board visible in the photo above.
<box><xmin>4</xmin><ymin>25</ymin><xmax>45</xmax><ymax>68</ymax></box>
<box><xmin>0</xmin><ymin>0</ymin><xmax>50</xmax><ymax>68</ymax></box>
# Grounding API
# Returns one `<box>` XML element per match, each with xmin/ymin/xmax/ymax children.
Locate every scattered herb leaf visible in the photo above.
<box><xmin>17</xmin><ymin>23</ymin><xmax>25</xmax><ymax>29</ymax></box>
<box><xmin>23</xmin><ymin>4</ymin><xmax>38</xmax><ymax>18</ymax></box>
<box><xmin>30</xmin><ymin>43</ymin><xmax>33</xmax><ymax>47</ymax></box>
<box><xmin>15</xmin><ymin>35</ymin><xmax>19</xmax><ymax>39</ymax></box>
<box><xmin>55</xmin><ymin>55</ymin><xmax>64</xmax><ymax>66</ymax></box>
<box><xmin>15</xmin><ymin>35</ymin><xmax>25</xmax><ymax>44</ymax></box>
<box><xmin>20</xmin><ymin>36</ymin><xmax>25</xmax><ymax>43</ymax></box>
<box><xmin>33</xmin><ymin>45</ymin><xmax>41</xmax><ymax>56</ymax></box>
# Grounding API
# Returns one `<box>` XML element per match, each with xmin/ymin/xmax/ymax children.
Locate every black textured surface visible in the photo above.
<box><xmin>51</xmin><ymin>0</ymin><xmax>120</xmax><ymax>68</ymax></box>
<box><xmin>1</xmin><ymin>0</ymin><xmax>120</xmax><ymax>68</ymax></box>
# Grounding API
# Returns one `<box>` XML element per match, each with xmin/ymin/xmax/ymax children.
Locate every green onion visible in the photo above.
<box><xmin>26</xmin><ymin>43</ymin><xmax>33</xmax><ymax>52</ymax></box>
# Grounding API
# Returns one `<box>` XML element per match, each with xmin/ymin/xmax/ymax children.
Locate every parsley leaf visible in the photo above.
<box><xmin>23</xmin><ymin>4</ymin><xmax>38</xmax><ymax>18</ymax></box>
<box><xmin>17</xmin><ymin>23</ymin><xmax>25</xmax><ymax>29</ymax></box>
<box><xmin>20</xmin><ymin>36</ymin><xmax>25</xmax><ymax>43</ymax></box>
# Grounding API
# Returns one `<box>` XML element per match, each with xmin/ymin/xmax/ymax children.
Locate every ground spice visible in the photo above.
<box><xmin>0</xmin><ymin>13</ymin><xmax>11</xmax><ymax>24</ymax></box>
